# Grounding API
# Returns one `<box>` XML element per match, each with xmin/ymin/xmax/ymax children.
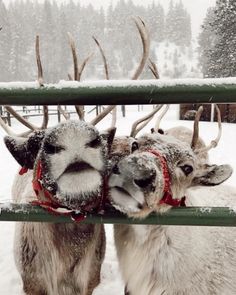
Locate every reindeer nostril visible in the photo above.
<box><xmin>134</xmin><ymin>174</ymin><xmax>155</xmax><ymax>188</ymax></box>
<box><xmin>112</xmin><ymin>164</ymin><xmax>120</xmax><ymax>175</ymax></box>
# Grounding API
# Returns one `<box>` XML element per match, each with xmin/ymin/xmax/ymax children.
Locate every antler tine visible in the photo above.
<box><xmin>131</xmin><ymin>16</ymin><xmax>150</xmax><ymax>80</ymax></box>
<box><xmin>130</xmin><ymin>105</ymin><xmax>163</xmax><ymax>137</ymax></box>
<box><xmin>78</xmin><ymin>52</ymin><xmax>94</xmax><ymax>82</ymax></box>
<box><xmin>191</xmin><ymin>105</ymin><xmax>204</xmax><ymax>150</ymax></box>
<box><xmin>67</xmin><ymin>32</ymin><xmax>85</xmax><ymax>120</ymax></box>
<box><xmin>153</xmin><ymin>105</ymin><xmax>170</xmax><ymax>132</ymax></box>
<box><xmin>36</xmin><ymin>35</ymin><xmax>43</xmax><ymax>87</ymax></box>
<box><xmin>58</xmin><ymin>105</ymin><xmax>70</xmax><ymax>120</ymax></box>
<box><xmin>4</xmin><ymin>106</ymin><xmax>38</xmax><ymax>131</ymax></box>
<box><xmin>0</xmin><ymin>116</ymin><xmax>18</xmax><ymax>137</ymax></box>
<box><xmin>0</xmin><ymin>114</ymin><xmax>33</xmax><ymax>138</ymax></box>
<box><xmin>90</xmin><ymin>105</ymin><xmax>115</xmax><ymax>126</ymax></box>
<box><xmin>195</xmin><ymin>104</ymin><xmax>222</xmax><ymax>154</ymax></box>
<box><xmin>41</xmin><ymin>106</ymin><xmax>49</xmax><ymax>129</ymax></box>
<box><xmin>68</xmin><ymin>73</ymin><xmax>73</xmax><ymax>81</ymax></box>
<box><xmin>93</xmin><ymin>36</ymin><xmax>109</xmax><ymax>80</ymax></box>
<box><xmin>68</xmin><ymin>32</ymin><xmax>79</xmax><ymax>81</ymax></box>
<box><xmin>148</xmin><ymin>58</ymin><xmax>160</xmax><ymax>79</ymax></box>
<box><xmin>74</xmin><ymin>106</ymin><xmax>84</xmax><ymax>120</ymax></box>
<box><xmin>92</xmin><ymin>36</ymin><xmax>117</xmax><ymax>127</ymax></box>
<box><xmin>36</xmin><ymin>35</ymin><xmax>49</xmax><ymax>130</ymax></box>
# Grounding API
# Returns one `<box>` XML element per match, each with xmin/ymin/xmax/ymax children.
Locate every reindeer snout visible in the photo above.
<box><xmin>134</xmin><ymin>171</ymin><xmax>156</xmax><ymax>189</ymax></box>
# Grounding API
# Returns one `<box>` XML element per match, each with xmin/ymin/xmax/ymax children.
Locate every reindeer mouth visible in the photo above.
<box><xmin>64</xmin><ymin>161</ymin><xmax>94</xmax><ymax>174</ymax></box>
<box><xmin>110</xmin><ymin>185</ymin><xmax>145</xmax><ymax>213</ymax></box>
<box><xmin>114</xmin><ymin>186</ymin><xmax>132</xmax><ymax>197</ymax></box>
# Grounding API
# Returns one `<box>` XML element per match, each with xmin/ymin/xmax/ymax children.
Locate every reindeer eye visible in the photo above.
<box><xmin>180</xmin><ymin>165</ymin><xmax>193</xmax><ymax>176</ymax></box>
<box><xmin>44</xmin><ymin>143</ymin><xmax>65</xmax><ymax>154</ymax></box>
<box><xmin>87</xmin><ymin>137</ymin><xmax>101</xmax><ymax>148</ymax></box>
<box><xmin>131</xmin><ymin>141</ymin><xmax>139</xmax><ymax>153</ymax></box>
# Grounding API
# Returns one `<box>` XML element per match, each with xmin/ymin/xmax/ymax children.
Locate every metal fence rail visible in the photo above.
<box><xmin>0</xmin><ymin>78</ymin><xmax>236</xmax><ymax>105</ymax></box>
<box><xmin>1</xmin><ymin>204</ymin><xmax>236</xmax><ymax>226</ymax></box>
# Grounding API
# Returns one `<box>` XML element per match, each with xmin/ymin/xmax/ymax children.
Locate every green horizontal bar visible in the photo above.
<box><xmin>0</xmin><ymin>78</ymin><xmax>236</xmax><ymax>105</ymax></box>
<box><xmin>1</xmin><ymin>203</ymin><xmax>236</xmax><ymax>227</ymax></box>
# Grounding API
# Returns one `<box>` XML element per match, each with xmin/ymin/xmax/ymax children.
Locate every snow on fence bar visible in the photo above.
<box><xmin>0</xmin><ymin>78</ymin><xmax>236</xmax><ymax>105</ymax></box>
<box><xmin>1</xmin><ymin>204</ymin><xmax>236</xmax><ymax>226</ymax></box>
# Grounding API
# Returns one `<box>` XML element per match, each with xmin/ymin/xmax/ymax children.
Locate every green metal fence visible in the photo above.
<box><xmin>0</xmin><ymin>78</ymin><xmax>236</xmax><ymax>226</ymax></box>
<box><xmin>0</xmin><ymin>78</ymin><xmax>236</xmax><ymax>105</ymax></box>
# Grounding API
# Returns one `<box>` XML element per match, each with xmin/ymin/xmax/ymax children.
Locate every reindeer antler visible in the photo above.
<box><xmin>91</xmin><ymin>16</ymin><xmax>150</xmax><ymax>128</ymax></box>
<box><xmin>1</xmin><ymin>36</ymin><xmax>49</xmax><ymax>138</ymax></box>
<box><xmin>192</xmin><ymin>105</ymin><xmax>222</xmax><ymax>154</ymax></box>
<box><xmin>68</xmin><ymin>32</ymin><xmax>94</xmax><ymax>120</ymax></box>
<box><xmin>131</xmin><ymin>16</ymin><xmax>150</xmax><ymax>80</ymax></box>
<box><xmin>130</xmin><ymin>105</ymin><xmax>163</xmax><ymax>137</ymax></box>
<box><xmin>153</xmin><ymin>105</ymin><xmax>170</xmax><ymax>132</ymax></box>
<box><xmin>148</xmin><ymin>58</ymin><xmax>160</xmax><ymax>79</ymax></box>
<box><xmin>92</xmin><ymin>36</ymin><xmax>117</xmax><ymax>127</ymax></box>
<box><xmin>130</xmin><ymin>56</ymin><xmax>163</xmax><ymax>137</ymax></box>
<box><xmin>191</xmin><ymin>106</ymin><xmax>203</xmax><ymax>150</ymax></box>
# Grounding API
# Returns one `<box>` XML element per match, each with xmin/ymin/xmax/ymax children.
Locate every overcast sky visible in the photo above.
<box><xmin>3</xmin><ymin>0</ymin><xmax>216</xmax><ymax>38</ymax></box>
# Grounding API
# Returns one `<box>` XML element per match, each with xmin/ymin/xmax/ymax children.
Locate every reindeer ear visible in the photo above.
<box><xmin>100</xmin><ymin>127</ymin><xmax>116</xmax><ymax>151</ymax></box>
<box><xmin>192</xmin><ymin>164</ymin><xmax>233</xmax><ymax>186</ymax></box>
<box><xmin>4</xmin><ymin>131</ymin><xmax>45</xmax><ymax>169</ymax></box>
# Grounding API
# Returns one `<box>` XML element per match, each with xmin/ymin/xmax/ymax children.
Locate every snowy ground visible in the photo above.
<box><xmin>0</xmin><ymin>105</ymin><xmax>236</xmax><ymax>294</ymax></box>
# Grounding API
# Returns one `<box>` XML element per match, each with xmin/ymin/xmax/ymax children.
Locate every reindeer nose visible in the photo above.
<box><xmin>134</xmin><ymin>172</ymin><xmax>156</xmax><ymax>189</ymax></box>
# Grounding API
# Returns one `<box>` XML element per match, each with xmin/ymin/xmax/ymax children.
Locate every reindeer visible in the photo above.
<box><xmin>5</xmin><ymin>121</ymin><xmax>116</xmax><ymax>295</ymax></box>
<box><xmin>0</xmin><ymin>17</ymin><xmax>151</xmax><ymax>295</ymax></box>
<box><xmin>109</xmin><ymin>118</ymin><xmax>234</xmax><ymax>295</ymax></box>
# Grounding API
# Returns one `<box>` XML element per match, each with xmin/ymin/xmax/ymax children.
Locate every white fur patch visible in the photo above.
<box><xmin>57</xmin><ymin>170</ymin><xmax>101</xmax><ymax>196</ymax></box>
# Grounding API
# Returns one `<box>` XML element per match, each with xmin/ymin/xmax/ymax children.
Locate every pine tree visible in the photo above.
<box><xmin>165</xmin><ymin>0</ymin><xmax>192</xmax><ymax>46</ymax></box>
<box><xmin>199</xmin><ymin>0</ymin><xmax>236</xmax><ymax>77</ymax></box>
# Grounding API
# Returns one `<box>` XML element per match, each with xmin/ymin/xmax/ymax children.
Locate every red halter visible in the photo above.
<box><xmin>148</xmin><ymin>150</ymin><xmax>186</xmax><ymax>207</ymax></box>
<box><xmin>20</xmin><ymin>160</ymin><xmax>108</xmax><ymax>222</ymax></box>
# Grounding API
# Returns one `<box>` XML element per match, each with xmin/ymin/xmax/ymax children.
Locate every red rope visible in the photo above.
<box><xmin>148</xmin><ymin>150</ymin><xmax>186</xmax><ymax>207</ymax></box>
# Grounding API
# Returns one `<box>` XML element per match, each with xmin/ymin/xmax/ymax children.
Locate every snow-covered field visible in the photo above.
<box><xmin>0</xmin><ymin>105</ymin><xmax>236</xmax><ymax>294</ymax></box>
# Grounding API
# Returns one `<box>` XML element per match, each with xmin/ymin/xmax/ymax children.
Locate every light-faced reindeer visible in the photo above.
<box><xmin>109</xmin><ymin>115</ymin><xmax>235</xmax><ymax>295</ymax></box>
<box><xmin>5</xmin><ymin>121</ymin><xmax>116</xmax><ymax>295</ymax></box>
<box><xmin>1</xmin><ymin>17</ymin><xmax>151</xmax><ymax>295</ymax></box>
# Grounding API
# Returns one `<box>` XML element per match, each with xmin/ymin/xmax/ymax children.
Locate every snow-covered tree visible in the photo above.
<box><xmin>199</xmin><ymin>0</ymin><xmax>236</xmax><ymax>77</ymax></box>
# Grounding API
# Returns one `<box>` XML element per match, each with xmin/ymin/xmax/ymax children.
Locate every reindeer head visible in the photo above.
<box><xmin>4</xmin><ymin>121</ymin><xmax>115</xmax><ymax>211</ymax></box>
<box><xmin>109</xmin><ymin>132</ymin><xmax>232</xmax><ymax>218</ymax></box>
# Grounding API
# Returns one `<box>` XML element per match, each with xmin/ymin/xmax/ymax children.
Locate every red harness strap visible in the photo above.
<box><xmin>148</xmin><ymin>150</ymin><xmax>186</xmax><ymax>207</ymax></box>
<box><xmin>19</xmin><ymin>161</ymin><xmax>104</xmax><ymax>222</ymax></box>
